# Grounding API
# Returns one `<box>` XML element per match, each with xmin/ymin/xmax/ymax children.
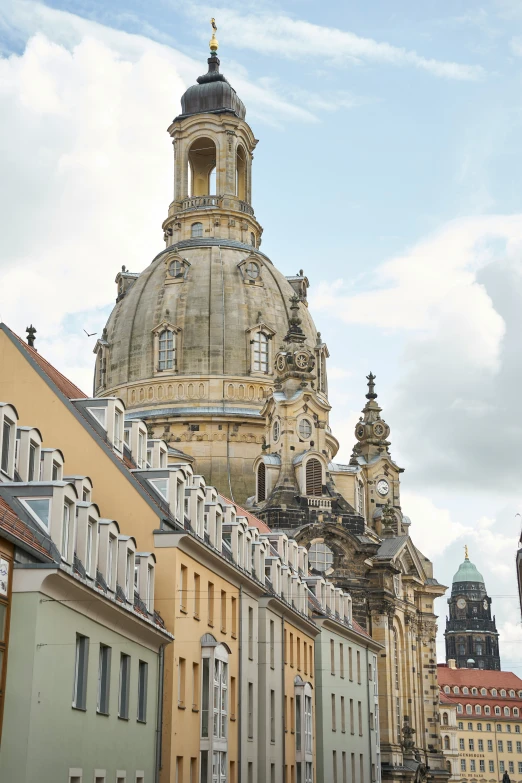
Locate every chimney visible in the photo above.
<box><xmin>448</xmin><ymin>659</ymin><xmax>457</xmax><ymax>670</ymax></box>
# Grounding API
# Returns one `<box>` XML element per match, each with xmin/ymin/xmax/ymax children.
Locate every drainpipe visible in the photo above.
<box><xmin>238</xmin><ymin>585</ymin><xmax>243</xmax><ymax>783</ymax></box>
<box><xmin>155</xmin><ymin>643</ymin><xmax>166</xmax><ymax>783</ymax></box>
<box><xmin>282</xmin><ymin>615</ymin><xmax>286</xmax><ymax>783</ymax></box>
<box><xmin>365</xmin><ymin>645</ymin><xmax>374</xmax><ymax>781</ymax></box>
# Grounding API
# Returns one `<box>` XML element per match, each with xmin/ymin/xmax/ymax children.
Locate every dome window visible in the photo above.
<box><xmin>250</xmin><ymin>232</ymin><xmax>256</xmax><ymax>247</ymax></box>
<box><xmin>169</xmin><ymin>260</ymin><xmax>182</xmax><ymax>278</ymax></box>
<box><xmin>272</xmin><ymin>419</ymin><xmax>280</xmax><ymax>442</ymax></box>
<box><xmin>245</xmin><ymin>261</ymin><xmax>259</xmax><ymax>280</ymax></box>
<box><xmin>298</xmin><ymin>419</ymin><xmax>312</xmax><ymax>440</ymax></box>
<box><xmin>305</xmin><ymin>457</ymin><xmax>322</xmax><ymax>496</ymax></box>
<box><xmin>191</xmin><ymin>222</ymin><xmax>204</xmax><ymax>238</ymax></box>
<box><xmin>257</xmin><ymin>462</ymin><xmax>266</xmax><ymax>502</ymax></box>
<box><xmin>188</xmin><ymin>137</ymin><xmax>216</xmax><ymax>197</ymax></box>
<box><xmin>152</xmin><ymin>322</ymin><xmax>182</xmax><ymax>377</ymax></box>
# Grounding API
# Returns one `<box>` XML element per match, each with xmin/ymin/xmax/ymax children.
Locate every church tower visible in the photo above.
<box><xmin>445</xmin><ymin>548</ymin><xmax>500</xmax><ymax>670</ymax></box>
<box><xmin>94</xmin><ymin>28</ymin><xmax>325</xmax><ymax>503</ymax></box>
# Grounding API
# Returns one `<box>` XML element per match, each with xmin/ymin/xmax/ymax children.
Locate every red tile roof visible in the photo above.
<box><xmin>9</xmin><ymin>328</ymin><xmax>88</xmax><ymax>400</ymax></box>
<box><xmin>437</xmin><ymin>665</ymin><xmax>522</xmax><ymax>690</ymax></box>
<box><xmin>0</xmin><ymin>496</ymin><xmax>53</xmax><ymax>560</ymax></box>
<box><xmin>352</xmin><ymin>618</ymin><xmax>373</xmax><ymax>640</ymax></box>
<box><xmin>222</xmin><ymin>496</ymin><xmax>271</xmax><ymax>534</ymax></box>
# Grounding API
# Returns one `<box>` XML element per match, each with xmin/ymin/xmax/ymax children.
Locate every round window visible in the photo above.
<box><xmin>273</xmin><ymin>419</ymin><xmax>280</xmax><ymax>442</ymax></box>
<box><xmin>245</xmin><ymin>261</ymin><xmax>259</xmax><ymax>279</ymax></box>
<box><xmin>169</xmin><ymin>260</ymin><xmax>182</xmax><ymax>278</ymax></box>
<box><xmin>308</xmin><ymin>542</ymin><xmax>334</xmax><ymax>573</ymax></box>
<box><xmin>298</xmin><ymin>418</ymin><xmax>312</xmax><ymax>439</ymax></box>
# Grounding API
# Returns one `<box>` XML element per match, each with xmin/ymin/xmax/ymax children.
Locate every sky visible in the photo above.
<box><xmin>1</xmin><ymin>0</ymin><xmax>522</xmax><ymax>670</ymax></box>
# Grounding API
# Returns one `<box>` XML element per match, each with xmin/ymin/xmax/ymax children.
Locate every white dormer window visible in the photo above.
<box><xmin>126</xmin><ymin>550</ymin><xmax>132</xmax><ymax>599</ymax></box>
<box><xmin>108</xmin><ymin>534</ymin><xmax>116</xmax><ymax>589</ymax></box>
<box><xmin>149</xmin><ymin>478</ymin><xmax>168</xmax><ymax>500</ymax></box>
<box><xmin>114</xmin><ymin>410</ymin><xmax>123</xmax><ymax>451</ymax></box>
<box><xmin>87</xmin><ymin>407</ymin><xmax>107</xmax><ymax>429</ymax></box>
<box><xmin>21</xmin><ymin>497</ymin><xmax>51</xmax><ymax>530</ymax></box>
<box><xmin>61</xmin><ymin>501</ymin><xmax>72</xmax><ymax>561</ymax></box>
<box><xmin>1</xmin><ymin>417</ymin><xmax>14</xmax><ymax>476</ymax></box>
<box><xmin>159</xmin><ymin>329</ymin><xmax>175</xmax><ymax>370</ymax></box>
<box><xmin>138</xmin><ymin>431</ymin><xmax>146</xmax><ymax>468</ymax></box>
<box><xmin>86</xmin><ymin>521</ymin><xmax>94</xmax><ymax>576</ymax></box>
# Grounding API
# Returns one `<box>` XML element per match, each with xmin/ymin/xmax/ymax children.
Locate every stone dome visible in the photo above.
<box><xmin>101</xmin><ymin>239</ymin><xmax>319</xmax><ymax>413</ymax></box>
<box><xmin>179</xmin><ymin>55</ymin><xmax>246</xmax><ymax>120</ymax></box>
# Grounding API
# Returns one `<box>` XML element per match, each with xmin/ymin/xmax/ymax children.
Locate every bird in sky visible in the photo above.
<box><xmin>83</xmin><ymin>329</ymin><xmax>97</xmax><ymax>337</ymax></box>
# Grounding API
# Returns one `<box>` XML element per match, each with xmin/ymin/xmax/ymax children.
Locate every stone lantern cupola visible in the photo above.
<box><xmin>351</xmin><ymin>373</ymin><xmax>391</xmax><ymax>463</ymax></box>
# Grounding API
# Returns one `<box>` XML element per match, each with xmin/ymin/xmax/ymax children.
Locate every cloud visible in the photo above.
<box><xmin>185</xmin><ymin>6</ymin><xmax>484</xmax><ymax>81</ymax></box>
<box><xmin>401</xmin><ymin>491</ymin><xmax>471</xmax><ymax>559</ymax></box>
<box><xmin>311</xmin><ymin>215</ymin><xmax>522</xmax><ymax>493</ymax></box>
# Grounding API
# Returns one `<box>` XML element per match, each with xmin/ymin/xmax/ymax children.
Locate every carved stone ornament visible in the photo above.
<box><xmin>401</xmin><ymin>720</ymin><xmax>416</xmax><ymax>751</ymax></box>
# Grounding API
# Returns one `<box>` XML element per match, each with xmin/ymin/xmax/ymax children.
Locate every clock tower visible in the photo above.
<box><xmin>445</xmin><ymin>548</ymin><xmax>500</xmax><ymax>670</ymax></box>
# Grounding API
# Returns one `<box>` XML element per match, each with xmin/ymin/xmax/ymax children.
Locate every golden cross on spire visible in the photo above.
<box><xmin>210</xmin><ymin>18</ymin><xmax>219</xmax><ymax>53</ymax></box>
<box><xmin>464</xmin><ymin>544</ymin><xmax>469</xmax><ymax>560</ymax></box>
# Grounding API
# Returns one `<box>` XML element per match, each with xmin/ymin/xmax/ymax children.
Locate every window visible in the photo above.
<box><xmin>1</xmin><ymin>419</ymin><xmax>13</xmax><ymax>474</ymax></box>
<box><xmin>496</xmin><ymin>706</ymin><xmax>501</xmax><ymax>715</ymax></box>
<box><xmin>477</xmin><ymin>722</ymin><xmax>482</xmax><ymax>730</ymax></box>
<box><xmin>333</xmin><ymin>751</ymin><xmax>337</xmax><ymax>783</ymax></box>
<box><xmin>231</xmin><ymin>597</ymin><xmax>237</xmax><ymax>637</ymax></box>
<box><xmin>505</xmin><ymin>707</ymin><xmax>511</xmax><ymax>716</ymax></box>
<box><xmin>248</xmin><ymin>682</ymin><xmax>254</xmax><ymax>738</ymax></box>
<box><xmin>356</xmin><ymin>651</ymin><xmax>361</xmax><ymax>684</ymax></box>
<box><xmin>463</xmin><ymin>687</ymin><xmax>469</xmax><ymax>694</ymax></box>
<box><xmin>114</xmin><ymin>410</ymin><xmax>122</xmax><ymax>450</ymax></box>
<box><xmin>492</xmin><ymin>689</ymin><xmax>498</xmax><ymax>696</ymax></box>
<box><xmin>137</xmin><ymin>661</ymin><xmax>148</xmax><ymax>722</ymax></box>
<box><xmin>340</xmin><ymin>644</ymin><xmax>344</xmax><ymax>678</ymax></box>
<box><xmin>180</xmin><ymin>565</ymin><xmax>188</xmax><ymax>612</ymax></box>
<box><xmin>442</xmin><ymin>712</ymin><xmax>448</xmax><ymax>726</ymax></box>
<box><xmin>118</xmin><ymin>653</ymin><xmax>131</xmax><ymax>719</ymax></box>
<box><xmin>270</xmin><ymin>620</ymin><xmax>275</xmax><ymax>669</ymax></box>
<box><xmin>457</xmin><ymin>704</ymin><xmax>462</xmax><ymax>714</ymax></box>
<box><xmin>466</xmin><ymin>704</ymin><xmax>472</xmax><ymax>714</ymax></box>
<box><xmin>460</xmin><ymin>760</ymin><xmax>466</xmax><ymax>772</ymax></box>
<box><xmin>298</xmin><ymin>419</ymin><xmax>312</xmax><ymax>440</ymax></box>
<box><xmin>73</xmin><ymin>634</ymin><xmax>89</xmax><ymax>710</ymax></box>
<box><xmin>499</xmin><ymin>740</ymin><xmax>504</xmax><ymax>752</ymax></box>
<box><xmin>169</xmin><ymin>259</ymin><xmax>183</xmax><ymax>278</ymax></box>
<box><xmin>470</xmin><ymin>759</ymin><xmax>476</xmax><ymax>772</ymax></box>
<box><xmin>488</xmin><ymin>740</ymin><xmax>493</xmax><ymax>752</ymax></box>
<box><xmin>331</xmin><ymin>693</ymin><xmax>336</xmax><ymax>730</ymax></box>
<box><xmin>444</xmin><ymin>736</ymin><xmax>450</xmax><ymax>750</ymax></box>
<box><xmin>271</xmin><ymin>690</ymin><xmax>276</xmax><ymax>743</ymax></box>
<box><xmin>245</xmin><ymin>260</ymin><xmax>259</xmax><ymax>279</ymax></box>
<box><xmin>248</xmin><ymin>607</ymin><xmax>254</xmax><ymax>659</ymax></box>
<box><xmin>459</xmin><ymin>738</ymin><xmax>464</xmax><ymax>750</ymax></box>
<box><xmin>272</xmin><ymin>419</ymin><xmax>280</xmax><ymax>442</ymax></box>
<box><xmin>178</xmin><ymin>657</ymin><xmax>186</xmax><ymax>708</ymax></box>
<box><xmin>350</xmin><ymin>699</ymin><xmax>354</xmax><ymax>734</ymax></box>
<box><xmin>305</xmin><ymin>458</ymin><xmax>322</xmax><ymax>496</ymax></box>
<box><xmin>475</xmin><ymin>704</ymin><xmax>481</xmax><ymax>714</ymax></box>
<box><xmin>208</xmin><ymin>582</ymin><xmax>214</xmax><ymax>626</ymax></box>
<box><xmin>304</xmin><ymin>695</ymin><xmax>312</xmax><ymax>752</ymax></box>
<box><xmin>489</xmin><ymin>760</ymin><xmax>495</xmax><ymax>772</ymax></box>
<box><xmin>330</xmin><ymin>639</ymin><xmax>335</xmax><ymax>674</ymax></box>
<box><xmin>191</xmin><ymin>222</ymin><xmax>203</xmax><ymax>238</ymax></box>
<box><xmin>478</xmin><ymin>739</ymin><xmax>483</xmax><ymax>751</ymax></box>
<box><xmin>341</xmin><ymin>695</ymin><xmax>346</xmax><ymax>732</ymax></box>
<box><xmin>97</xmin><ymin>644</ymin><xmax>111</xmax><ymax>715</ymax></box>
<box><xmin>458</xmin><ymin>722</ymin><xmax>463</xmax><ymax>730</ymax></box>
<box><xmin>28</xmin><ymin>441</ymin><xmax>37</xmax><ymax>481</ymax></box>
<box><xmin>467</xmin><ymin>721</ymin><xmax>473</xmax><ymax>730</ymax></box>
<box><xmin>21</xmin><ymin>497</ymin><xmax>50</xmax><ymax>529</ymax></box>
<box><xmin>500</xmin><ymin>761</ymin><xmax>505</xmax><ymax>773</ymax></box>
<box><xmin>358</xmin><ymin>701</ymin><xmax>362</xmax><ymax>736</ymax></box>
<box><xmin>86</xmin><ymin>522</ymin><xmax>94</xmax><ymax>577</ymax></box>
<box><xmin>158</xmin><ymin>329</ymin><xmax>175</xmax><ymax>371</ymax></box>
<box><xmin>519</xmin><ymin>762</ymin><xmax>522</xmax><ymax>774</ymax></box>
<box><xmin>480</xmin><ymin>760</ymin><xmax>485</xmax><ymax>773</ymax></box>
<box><xmin>252</xmin><ymin>331</ymin><xmax>269</xmax><ymax>373</ymax></box>
<box><xmin>517</xmin><ymin>741</ymin><xmax>522</xmax><ymax>752</ymax></box>
<box><xmin>485</xmin><ymin>705</ymin><xmax>491</xmax><ymax>715</ymax></box>
<box><xmin>256</xmin><ymin>462</ymin><xmax>266</xmax><ymax>502</ymax></box>
<box><xmin>469</xmin><ymin>739</ymin><xmax>475</xmax><ymax>751</ymax></box>
<box><xmin>62</xmin><ymin>501</ymin><xmax>71</xmax><ymax>560</ymax></box>
<box><xmin>308</xmin><ymin>541</ymin><xmax>333</xmax><ymax>573</ymax></box>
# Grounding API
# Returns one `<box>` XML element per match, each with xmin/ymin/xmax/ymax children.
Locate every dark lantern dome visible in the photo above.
<box><xmin>178</xmin><ymin>54</ymin><xmax>246</xmax><ymax>120</ymax></box>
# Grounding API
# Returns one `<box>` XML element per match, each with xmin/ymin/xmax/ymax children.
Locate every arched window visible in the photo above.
<box><xmin>481</xmin><ymin>688</ymin><xmax>487</xmax><ymax>696</ymax></box>
<box><xmin>272</xmin><ymin>419</ymin><xmax>280</xmax><ymax>442</ymax></box>
<box><xmin>510</xmin><ymin>690</ymin><xmax>515</xmax><ymax>698</ymax></box>
<box><xmin>443</xmin><ymin>712</ymin><xmax>449</xmax><ymax>726</ymax></box>
<box><xmin>457</xmin><ymin>704</ymin><xmax>463</xmax><ymax>713</ymax></box>
<box><xmin>305</xmin><ymin>458</ymin><xmax>322</xmax><ymax>496</ymax></box>
<box><xmin>298</xmin><ymin>418</ymin><xmax>312</xmax><ymax>440</ymax></box>
<box><xmin>475</xmin><ymin>705</ymin><xmax>481</xmax><ymax>714</ymax></box>
<box><xmin>501</xmin><ymin>689</ymin><xmax>506</xmax><ymax>697</ymax></box>
<box><xmin>471</xmin><ymin>688</ymin><xmax>477</xmax><ymax>695</ymax></box>
<box><xmin>158</xmin><ymin>329</ymin><xmax>175</xmax><ymax>371</ymax></box>
<box><xmin>188</xmin><ymin>137</ymin><xmax>216</xmax><ymax>196</ymax></box>
<box><xmin>514</xmin><ymin>708</ymin><xmax>519</xmax><ymax>717</ymax></box>
<box><xmin>492</xmin><ymin>689</ymin><xmax>497</xmax><ymax>696</ymax></box>
<box><xmin>495</xmin><ymin>706</ymin><xmax>501</xmax><ymax>716</ymax></box>
<box><xmin>466</xmin><ymin>704</ymin><xmax>472</xmax><ymax>714</ymax></box>
<box><xmin>252</xmin><ymin>331</ymin><xmax>269</xmax><ymax>373</ymax></box>
<box><xmin>463</xmin><ymin>687</ymin><xmax>469</xmax><ymax>695</ymax></box>
<box><xmin>236</xmin><ymin>145</ymin><xmax>247</xmax><ymax>201</ymax></box>
<box><xmin>444</xmin><ymin>686</ymin><xmax>450</xmax><ymax>694</ymax></box>
<box><xmin>484</xmin><ymin>705</ymin><xmax>490</xmax><ymax>715</ymax></box>
<box><xmin>308</xmin><ymin>541</ymin><xmax>333</xmax><ymax>573</ymax></box>
<box><xmin>453</xmin><ymin>687</ymin><xmax>459</xmax><ymax>694</ymax></box>
<box><xmin>191</xmin><ymin>222</ymin><xmax>203</xmax><ymax>238</ymax></box>
<box><xmin>504</xmin><ymin>707</ymin><xmax>510</xmax><ymax>716</ymax></box>
<box><xmin>250</xmin><ymin>232</ymin><xmax>256</xmax><ymax>247</ymax></box>
<box><xmin>257</xmin><ymin>463</ymin><xmax>266</xmax><ymax>502</ymax></box>
<box><xmin>444</xmin><ymin>735</ymin><xmax>450</xmax><ymax>750</ymax></box>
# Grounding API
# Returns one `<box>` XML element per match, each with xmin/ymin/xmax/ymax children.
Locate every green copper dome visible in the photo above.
<box><xmin>452</xmin><ymin>555</ymin><xmax>485</xmax><ymax>585</ymax></box>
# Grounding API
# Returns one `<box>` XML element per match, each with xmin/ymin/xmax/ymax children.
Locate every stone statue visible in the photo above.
<box><xmin>414</xmin><ymin>762</ymin><xmax>428</xmax><ymax>783</ymax></box>
<box><xmin>502</xmin><ymin>772</ymin><xmax>511</xmax><ymax>783</ymax></box>
<box><xmin>401</xmin><ymin>721</ymin><xmax>416</xmax><ymax>751</ymax></box>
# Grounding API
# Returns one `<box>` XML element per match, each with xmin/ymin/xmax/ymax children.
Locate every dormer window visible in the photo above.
<box><xmin>61</xmin><ymin>500</ymin><xmax>72</xmax><ymax>561</ymax></box>
<box><xmin>86</xmin><ymin>520</ymin><xmax>94</xmax><ymax>576</ymax></box>
<box><xmin>159</xmin><ymin>329</ymin><xmax>175</xmax><ymax>370</ymax></box>
<box><xmin>87</xmin><ymin>407</ymin><xmax>107</xmax><ymax>429</ymax></box>
<box><xmin>1</xmin><ymin>419</ymin><xmax>12</xmax><ymax>475</ymax></box>
<box><xmin>28</xmin><ymin>442</ymin><xmax>37</xmax><ymax>481</ymax></box>
<box><xmin>149</xmin><ymin>478</ymin><xmax>168</xmax><ymax>500</ymax></box>
<box><xmin>21</xmin><ymin>497</ymin><xmax>51</xmax><ymax>530</ymax></box>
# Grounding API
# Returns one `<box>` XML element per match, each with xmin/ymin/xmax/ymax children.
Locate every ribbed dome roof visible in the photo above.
<box><xmin>102</xmin><ymin>241</ymin><xmax>319</xmax><ymax>393</ymax></box>
<box><xmin>179</xmin><ymin>55</ymin><xmax>246</xmax><ymax>120</ymax></box>
<box><xmin>452</xmin><ymin>557</ymin><xmax>485</xmax><ymax>585</ymax></box>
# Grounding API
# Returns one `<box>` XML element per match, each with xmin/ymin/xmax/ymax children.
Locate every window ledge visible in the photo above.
<box><xmin>118</xmin><ymin>716</ymin><xmax>129</xmax><ymax>722</ymax></box>
<box><xmin>221</xmin><ymin>627</ymin><xmax>227</xmax><ymax>634</ymax></box>
<box><xmin>231</xmin><ymin>633</ymin><xmax>237</xmax><ymax>640</ymax></box>
<box><xmin>178</xmin><ymin>705</ymin><xmax>186</xmax><ymax>710</ymax></box>
<box><xmin>180</xmin><ymin>607</ymin><xmax>188</xmax><ymax>615</ymax></box>
<box><xmin>72</xmin><ymin>705</ymin><xmax>87</xmax><ymax>712</ymax></box>
<box><xmin>194</xmin><ymin>614</ymin><xmax>200</xmax><ymax>621</ymax></box>
<box><xmin>137</xmin><ymin>719</ymin><xmax>147</xmax><ymax>725</ymax></box>
<box><xmin>192</xmin><ymin>707</ymin><xmax>199</xmax><ymax>713</ymax></box>
<box><xmin>208</xmin><ymin>621</ymin><xmax>214</xmax><ymax>628</ymax></box>
<box><xmin>96</xmin><ymin>710</ymin><xmax>110</xmax><ymax>717</ymax></box>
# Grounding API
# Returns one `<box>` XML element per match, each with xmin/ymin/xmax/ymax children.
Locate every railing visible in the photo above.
<box><xmin>179</xmin><ymin>195</ymin><xmax>255</xmax><ymax>216</ymax></box>
<box><xmin>73</xmin><ymin>553</ymin><xmax>86</xmax><ymax>579</ymax></box>
<box><xmin>306</xmin><ymin>496</ymin><xmax>332</xmax><ymax>509</ymax></box>
<box><xmin>96</xmin><ymin>569</ymin><xmax>108</xmax><ymax>593</ymax></box>
<box><xmin>447</xmin><ymin>618</ymin><xmax>497</xmax><ymax>632</ymax></box>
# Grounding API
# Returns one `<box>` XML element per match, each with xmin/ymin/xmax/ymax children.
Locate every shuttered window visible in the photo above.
<box><xmin>257</xmin><ymin>463</ymin><xmax>266</xmax><ymax>501</ymax></box>
<box><xmin>305</xmin><ymin>458</ymin><xmax>322</xmax><ymax>496</ymax></box>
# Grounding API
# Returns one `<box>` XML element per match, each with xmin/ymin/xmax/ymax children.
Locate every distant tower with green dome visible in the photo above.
<box><xmin>445</xmin><ymin>546</ymin><xmax>500</xmax><ymax>670</ymax></box>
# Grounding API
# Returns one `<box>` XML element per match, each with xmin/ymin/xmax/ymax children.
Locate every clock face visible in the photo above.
<box><xmin>376</xmin><ymin>479</ymin><xmax>389</xmax><ymax>496</ymax></box>
<box><xmin>295</xmin><ymin>352</ymin><xmax>309</xmax><ymax>370</ymax></box>
<box><xmin>483</xmin><ymin>599</ymin><xmax>488</xmax><ymax>610</ymax></box>
<box><xmin>457</xmin><ymin>598</ymin><xmax>466</xmax><ymax>609</ymax></box>
<box><xmin>374</xmin><ymin>423</ymin><xmax>385</xmax><ymax>436</ymax></box>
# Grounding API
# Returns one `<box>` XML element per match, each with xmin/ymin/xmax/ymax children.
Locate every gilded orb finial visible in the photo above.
<box><xmin>210</xmin><ymin>18</ymin><xmax>219</xmax><ymax>53</ymax></box>
<box><xmin>464</xmin><ymin>544</ymin><xmax>469</xmax><ymax>561</ymax></box>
